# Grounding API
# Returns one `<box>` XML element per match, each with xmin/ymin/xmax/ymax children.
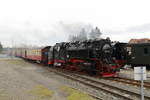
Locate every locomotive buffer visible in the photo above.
<box><xmin>134</xmin><ymin>67</ymin><xmax>147</xmax><ymax>100</ymax></box>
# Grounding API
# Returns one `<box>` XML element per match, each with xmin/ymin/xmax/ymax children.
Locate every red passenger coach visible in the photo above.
<box><xmin>24</xmin><ymin>46</ymin><xmax>51</xmax><ymax>64</ymax></box>
<box><xmin>21</xmin><ymin>48</ymin><xmax>27</xmax><ymax>58</ymax></box>
<box><xmin>15</xmin><ymin>48</ymin><xmax>22</xmax><ymax>57</ymax></box>
<box><xmin>26</xmin><ymin>48</ymin><xmax>42</xmax><ymax>62</ymax></box>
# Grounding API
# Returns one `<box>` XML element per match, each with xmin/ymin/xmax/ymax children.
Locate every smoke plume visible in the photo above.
<box><xmin>56</xmin><ymin>21</ymin><xmax>102</xmax><ymax>42</ymax></box>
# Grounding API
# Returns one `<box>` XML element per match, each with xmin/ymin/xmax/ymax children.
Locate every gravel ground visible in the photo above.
<box><xmin>51</xmin><ymin>73</ymin><xmax>123</xmax><ymax>100</ymax></box>
<box><xmin>119</xmin><ymin>68</ymin><xmax>150</xmax><ymax>82</ymax></box>
<box><xmin>2</xmin><ymin>54</ymin><xmax>149</xmax><ymax>100</ymax></box>
<box><xmin>0</xmin><ymin>55</ymin><xmax>68</xmax><ymax>100</ymax></box>
<box><xmin>0</xmin><ymin>54</ymin><xmax>97</xmax><ymax>100</ymax></box>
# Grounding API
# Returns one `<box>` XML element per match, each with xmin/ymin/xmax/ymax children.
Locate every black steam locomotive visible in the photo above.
<box><xmin>47</xmin><ymin>39</ymin><xmax>127</xmax><ymax>77</ymax></box>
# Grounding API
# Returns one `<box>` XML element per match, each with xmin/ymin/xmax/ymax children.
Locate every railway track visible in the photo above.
<box><xmin>48</xmin><ymin>68</ymin><xmax>150</xmax><ymax>100</ymax></box>
<box><xmin>26</xmin><ymin>61</ymin><xmax>150</xmax><ymax>100</ymax></box>
<box><xmin>106</xmin><ymin>77</ymin><xmax>150</xmax><ymax>88</ymax></box>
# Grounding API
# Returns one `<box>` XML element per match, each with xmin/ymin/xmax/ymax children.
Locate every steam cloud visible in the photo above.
<box><xmin>56</xmin><ymin>21</ymin><xmax>102</xmax><ymax>42</ymax></box>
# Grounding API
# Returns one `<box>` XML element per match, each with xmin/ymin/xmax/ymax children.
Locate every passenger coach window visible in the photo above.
<box><xmin>144</xmin><ymin>48</ymin><xmax>148</xmax><ymax>55</ymax></box>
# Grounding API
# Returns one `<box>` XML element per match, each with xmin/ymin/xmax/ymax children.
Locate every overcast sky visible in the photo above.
<box><xmin>0</xmin><ymin>0</ymin><xmax>150</xmax><ymax>47</ymax></box>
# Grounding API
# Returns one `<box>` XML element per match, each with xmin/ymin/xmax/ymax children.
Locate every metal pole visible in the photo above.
<box><xmin>141</xmin><ymin>67</ymin><xmax>144</xmax><ymax>100</ymax></box>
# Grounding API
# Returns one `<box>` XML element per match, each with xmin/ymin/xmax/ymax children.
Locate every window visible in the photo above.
<box><xmin>144</xmin><ymin>48</ymin><xmax>148</xmax><ymax>55</ymax></box>
<box><xmin>127</xmin><ymin>47</ymin><xmax>131</xmax><ymax>55</ymax></box>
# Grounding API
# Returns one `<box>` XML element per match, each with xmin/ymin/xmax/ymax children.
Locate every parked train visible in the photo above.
<box><xmin>126</xmin><ymin>43</ymin><xmax>150</xmax><ymax>69</ymax></box>
<box><xmin>10</xmin><ymin>38</ymin><xmax>128</xmax><ymax>77</ymax></box>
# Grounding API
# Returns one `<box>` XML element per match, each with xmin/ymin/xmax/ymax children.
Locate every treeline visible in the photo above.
<box><xmin>0</xmin><ymin>42</ymin><xmax>3</xmax><ymax>53</ymax></box>
<box><xmin>68</xmin><ymin>27</ymin><xmax>102</xmax><ymax>42</ymax></box>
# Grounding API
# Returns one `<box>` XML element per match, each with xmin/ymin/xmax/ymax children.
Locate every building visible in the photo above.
<box><xmin>129</xmin><ymin>38</ymin><xmax>150</xmax><ymax>44</ymax></box>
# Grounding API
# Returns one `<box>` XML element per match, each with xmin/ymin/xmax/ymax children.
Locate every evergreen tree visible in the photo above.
<box><xmin>89</xmin><ymin>27</ymin><xmax>102</xmax><ymax>39</ymax></box>
<box><xmin>68</xmin><ymin>28</ymin><xmax>87</xmax><ymax>42</ymax></box>
<box><xmin>78</xmin><ymin>28</ymin><xmax>87</xmax><ymax>41</ymax></box>
<box><xmin>0</xmin><ymin>42</ymin><xmax>3</xmax><ymax>53</ymax></box>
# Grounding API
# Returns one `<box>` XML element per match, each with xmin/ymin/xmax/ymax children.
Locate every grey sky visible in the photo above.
<box><xmin>0</xmin><ymin>0</ymin><xmax>150</xmax><ymax>47</ymax></box>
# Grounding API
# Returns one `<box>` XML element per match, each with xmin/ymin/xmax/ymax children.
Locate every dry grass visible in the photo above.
<box><xmin>29</xmin><ymin>85</ymin><xmax>54</xmax><ymax>99</ymax></box>
<box><xmin>60</xmin><ymin>86</ymin><xmax>96</xmax><ymax>100</ymax></box>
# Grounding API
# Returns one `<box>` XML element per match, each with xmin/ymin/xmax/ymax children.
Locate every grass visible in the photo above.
<box><xmin>60</xmin><ymin>86</ymin><xmax>96</xmax><ymax>100</ymax></box>
<box><xmin>29</xmin><ymin>85</ymin><xmax>54</xmax><ymax>99</ymax></box>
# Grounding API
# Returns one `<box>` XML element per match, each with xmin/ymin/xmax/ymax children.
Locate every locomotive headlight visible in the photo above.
<box><xmin>54</xmin><ymin>62</ymin><xmax>61</xmax><ymax>66</ymax></box>
<box><xmin>57</xmin><ymin>63</ymin><xmax>61</xmax><ymax>66</ymax></box>
<box><xmin>83</xmin><ymin>62</ymin><xmax>91</xmax><ymax>66</ymax></box>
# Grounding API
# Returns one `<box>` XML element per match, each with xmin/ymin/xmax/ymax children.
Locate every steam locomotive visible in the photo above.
<box><xmin>11</xmin><ymin>38</ymin><xmax>127</xmax><ymax>77</ymax></box>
